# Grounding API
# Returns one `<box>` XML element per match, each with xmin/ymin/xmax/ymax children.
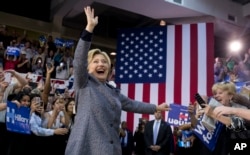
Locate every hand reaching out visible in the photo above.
<box><xmin>213</xmin><ymin>106</ymin><xmax>234</xmax><ymax>118</ymax></box>
<box><xmin>156</xmin><ymin>103</ymin><xmax>171</xmax><ymax>111</ymax></box>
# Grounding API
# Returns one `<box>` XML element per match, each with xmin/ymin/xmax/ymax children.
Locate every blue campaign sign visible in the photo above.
<box><xmin>167</xmin><ymin>103</ymin><xmax>191</xmax><ymax>127</ymax></box>
<box><xmin>234</xmin><ymin>81</ymin><xmax>245</xmax><ymax>93</ymax></box>
<box><xmin>6</xmin><ymin>101</ymin><xmax>31</xmax><ymax>134</ymax></box>
<box><xmin>6</xmin><ymin>46</ymin><xmax>20</xmax><ymax>56</ymax></box>
<box><xmin>193</xmin><ymin>118</ymin><xmax>224</xmax><ymax>151</ymax></box>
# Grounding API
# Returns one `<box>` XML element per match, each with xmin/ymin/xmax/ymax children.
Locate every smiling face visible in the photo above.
<box><xmin>88</xmin><ymin>49</ymin><xmax>111</xmax><ymax>83</ymax></box>
<box><xmin>212</xmin><ymin>82</ymin><xmax>235</xmax><ymax>106</ymax></box>
<box><xmin>213</xmin><ymin>88</ymin><xmax>232</xmax><ymax>106</ymax></box>
<box><xmin>67</xmin><ymin>100</ymin><xmax>75</xmax><ymax>113</ymax></box>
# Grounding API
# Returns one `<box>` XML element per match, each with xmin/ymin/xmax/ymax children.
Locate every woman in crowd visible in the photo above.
<box><xmin>32</xmin><ymin>57</ymin><xmax>44</xmax><ymax>76</ymax></box>
<box><xmin>188</xmin><ymin>82</ymin><xmax>248</xmax><ymax>155</ymax></box>
<box><xmin>65</xmin><ymin>6</ymin><xmax>170</xmax><ymax>155</ymax></box>
<box><xmin>29</xmin><ymin>93</ymin><xmax>68</xmax><ymax>155</ymax></box>
<box><xmin>7</xmin><ymin>91</ymin><xmax>31</xmax><ymax>155</ymax></box>
<box><xmin>43</xmin><ymin>96</ymin><xmax>70</xmax><ymax>154</ymax></box>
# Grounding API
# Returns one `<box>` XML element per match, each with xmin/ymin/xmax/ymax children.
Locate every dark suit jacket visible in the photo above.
<box><xmin>120</xmin><ymin>129</ymin><xmax>134</xmax><ymax>155</ymax></box>
<box><xmin>144</xmin><ymin>120</ymin><xmax>173</xmax><ymax>155</ymax></box>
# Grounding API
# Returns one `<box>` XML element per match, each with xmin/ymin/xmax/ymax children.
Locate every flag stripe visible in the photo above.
<box><xmin>206</xmin><ymin>23</ymin><xmax>214</xmax><ymax>97</ymax></box>
<box><xmin>149</xmin><ymin>83</ymin><xmax>159</xmax><ymax>121</ymax></box>
<box><xmin>174</xmin><ymin>25</ymin><xmax>182</xmax><ymax>105</ymax></box>
<box><xmin>166</xmin><ymin>26</ymin><xmax>175</xmax><ymax>105</ymax></box>
<box><xmin>182</xmin><ymin>24</ymin><xmax>191</xmax><ymax>106</ymax></box>
<box><xmin>142</xmin><ymin>84</ymin><xmax>150</xmax><ymax>120</ymax></box>
<box><xmin>127</xmin><ymin>84</ymin><xmax>135</xmax><ymax>131</ymax></box>
<box><xmin>158</xmin><ymin>83</ymin><xmax>166</xmax><ymax>120</ymax></box>
<box><xmin>190</xmin><ymin>24</ymin><xmax>198</xmax><ymax>103</ymax></box>
<box><xmin>134</xmin><ymin>84</ymin><xmax>143</xmax><ymax>132</ymax></box>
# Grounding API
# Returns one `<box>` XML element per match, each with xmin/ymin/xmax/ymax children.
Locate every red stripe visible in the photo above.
<box><xmin>158</xmin><ymin>83</ymin><xmax>166</xmax><ymax>120</ymax></box>
<box><xmin>206</xmin><ymin>23</ymin><xmax>214</xmax><ymax>96</ymax></box>
<box><xmin>127</xmin><ymin>84</ymin><xmax>135</xmax><ymax>131</ymax></box>
<box><xmin>190</xmin><ymin>24</ymin><xmax>198</xmax><ymax>102</ymax></box>
<box><xmin>174</xmin><ymin>25</ymin><xmax>182</xmax><ymax>104</ymax></box>
<box><xmin>142</xmin><ymin>83</ymin><xmax>150</xmax><ymax>120</ymax></box>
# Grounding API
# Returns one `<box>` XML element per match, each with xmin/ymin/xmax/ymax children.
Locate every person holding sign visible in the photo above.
<box><xmin>190</xmin><ymin>82</ymin><xmax>248</xmax><ymax>155</ymax></box>
<box><xmin>203</xmin><ymin>82</ymin><xmax>247</xmax><ymax>130</ymax></box>
<box><xmin>0</xmin><ymin>69</ymin><xmax>28</xmax><ymax>155</ymax></box>
<box><xmin>65</xmin><ymin>6</ymin><xmax>170</xmax><ymax>155</ymax></box>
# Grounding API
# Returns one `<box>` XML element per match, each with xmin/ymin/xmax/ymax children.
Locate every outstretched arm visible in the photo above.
<box><xmin>5</xmin><ymin>69</ymin><xmax>28</xmax><ymax>89</ymax></box>
<box><xmin>73</xmin><ymin>6</ymin><xmax>98</xmax><ymax>90</ymax></box>
<box><xmin>214</xmin><ymin>106</ymin><xmax>250</xmax><ymax>120</ymax></box>
<box><xmin>42</xmin><ymin>64</ymin><xmax>54</xmax><ymax>108</ymax></box>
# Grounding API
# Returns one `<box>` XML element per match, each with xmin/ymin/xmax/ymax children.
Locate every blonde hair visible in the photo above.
<box><xmin>212</xmin><ymin>81</ymin><xmax>236</xmax><ymax>96</ymax></box>
<box><xmin>87</xmin><ymin>48</ymin><xmax>111</xmax><ymax>71</ymax></box>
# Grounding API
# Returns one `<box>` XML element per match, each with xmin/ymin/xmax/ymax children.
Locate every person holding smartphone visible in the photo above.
<box><xmin>56</xmin><ymin>61</ymin><xmax>68</xmax><ymax>80</ymax></box>
<box><xmin>29</xmin><ymin>94</ymin><xmax>69</xmax><ymax>155</ymax></box>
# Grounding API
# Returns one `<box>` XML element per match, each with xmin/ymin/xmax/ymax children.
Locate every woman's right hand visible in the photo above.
<box><xmin>84</xmin><ymin>6</ymin><xmax>98</xmax><ymax>33</ymax></box>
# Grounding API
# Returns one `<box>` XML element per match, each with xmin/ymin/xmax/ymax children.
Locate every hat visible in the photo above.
<box><xmin>21</xmin><ymin>50</ymin><xmax>27</xmax><ymax>55</ymax></box>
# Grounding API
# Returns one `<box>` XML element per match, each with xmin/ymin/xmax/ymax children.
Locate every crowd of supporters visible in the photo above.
<box><xmin>0</xmin><ymin>25</ymin><xmax>76</xmax><ymax>155</ymax></box>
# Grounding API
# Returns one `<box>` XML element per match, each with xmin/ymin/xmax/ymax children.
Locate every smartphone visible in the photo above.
<box><xmin>47</xmin><ymin>62</ymin><xmax>52</xmax><ymax>69</ymax></box>
<box><xmin>34</xmin><ymin>97</ymin><xmax>40</xmax><ymax>104</ymax></box>
<box><xmin>195</xmin><ymin>93</ymin><xmax>206</xmax><ymax>108</ymax></box>
<box><xmin>34</xmin><ymin>97</ymin><xmax>43</xmax><ymax>106</ymax></box>
<box><xmin>73</xmin><ymin>104</ymin><xmax>76</xmax><ymax>114</ymax></box>
<box><xmin>4</xmin><ymin>72</ymin><xmax>12</xmax><ymax>83</ymax></box>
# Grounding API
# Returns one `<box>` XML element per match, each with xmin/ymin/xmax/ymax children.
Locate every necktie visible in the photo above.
<box><xmin>153</xmin><ymin>121</ymin><xmax>160</xmax><ymax>144</ymax></box>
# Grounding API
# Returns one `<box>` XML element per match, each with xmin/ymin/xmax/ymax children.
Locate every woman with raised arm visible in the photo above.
<box><xmin>65</xmin><ymin>6</ymin><xmax>170</xmax><ymax>155</ymax></box>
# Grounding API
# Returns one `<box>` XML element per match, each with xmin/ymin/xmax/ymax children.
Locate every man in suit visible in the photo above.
<box><xmin>144</xmin><ymin>111</ymin><xmax>174</xmax><ymax>155</ymax></box>
<box><xmin>120</xmin><ymin>121</ymin><xmax>134</xmax><ymax>155</ymax></box>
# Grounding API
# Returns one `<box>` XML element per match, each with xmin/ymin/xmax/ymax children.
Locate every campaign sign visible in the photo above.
<box><xmin>6</xmin><ymin>101</ymin><xmax>31</xmax><ymax>134</ymax></box>
<box><xmin>6</xmin><ymin>46</ymin><xmax>20</xmax><ymax>56</ymax></box>
<box><xmin>167</xmin><ymin>104</ymin><xmax>190</xmax><ymax>127</ymax></box>
<box><xmin>234</xmin><ymin>81</ymin><xmax>245</xmax><ymax>93</ymax></box>
<box><xmin>193</xmin><ymin>118</ymin><xmax>224</xmax><ymax>151</ymax></box>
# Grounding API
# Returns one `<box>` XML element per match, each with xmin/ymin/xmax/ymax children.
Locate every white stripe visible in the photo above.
<box><xmin>166</xmin><ymin>25</ymin><xmax>175</xmax><ymax>104</ymax></box>
<box><xmin>197</xmin><ymin>23</ymin><xmax>207</xmax><ymax>95</ymax></box>
<box><xmin>181</xmin><ymin>24</ymin><xmax>191</xmax><ymax>106</ymax></box>
<box><xmin>133</xmin><ymin>84</ymin><xmax>143</xmax><ymax>132</ymax></box>
<box><xmin>149</xmin><ymin>83</ymin><xmax>158</xmax><ymax>121</ymax></box>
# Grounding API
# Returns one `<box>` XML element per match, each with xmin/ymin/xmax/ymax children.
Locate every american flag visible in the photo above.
<box><xmin>115</xmin><ymin>23</ymin><xmax>214</xmax><ymax>132</ymax></box>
